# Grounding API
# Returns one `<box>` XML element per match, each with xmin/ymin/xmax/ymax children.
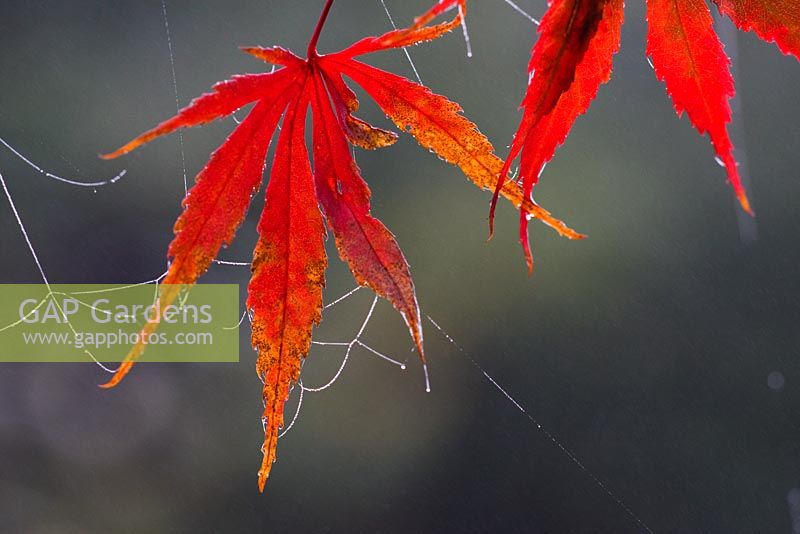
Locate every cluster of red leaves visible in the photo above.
<box><xmin>491</xmin><ymin>0</ymin><xmax>799</xmax><ymax>270</ymax></box>
<box><xmin>100</xmin><ymin>0</ymin><xmax>582</xmax><ymax>491</ymax></box>
<box><xmin>101</xmin><ymin>0</ymin><xmax>799</xmax><ymax>491</ymax></box>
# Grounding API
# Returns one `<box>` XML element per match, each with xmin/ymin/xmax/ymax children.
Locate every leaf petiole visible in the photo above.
<box><xmin>307</xmin><ymin>0</ymin><xmax>335</xmax><ymax>58</ymax></box>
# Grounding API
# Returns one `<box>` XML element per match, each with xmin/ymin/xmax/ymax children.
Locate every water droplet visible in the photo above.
<box><xmin>768</xmin><ymin>371</ymin><xmax>785</xmax><ymax>391</ymax></box>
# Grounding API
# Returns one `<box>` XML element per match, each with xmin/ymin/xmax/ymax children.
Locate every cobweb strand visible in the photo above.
<box><xmin>0</xmin><ymin>135</ymin><xmax>126</xmax><ymax>188</ymax></box>
<box><xmin>0</xmin><ymin>171</ymin><xmax>121</xmax><ymax>374</ymax></box>
<box><xmin>260</xmin><ymin>290</ymin><xmax>412</xmax><ymax>441</ymax></box>
<box><xmin>161</xmin><ymin>0</ymin><xmax>188</xmax><ymax>195</ymax></box>
<box><xmin>501</xmin><ymin>0</ymin><xmax>540</xmax><ymax>25</ymax></box>
<box><xmin>426</xmin><ymin>315</ymin><xmax>654</xmax><ymax>534</ymax></box>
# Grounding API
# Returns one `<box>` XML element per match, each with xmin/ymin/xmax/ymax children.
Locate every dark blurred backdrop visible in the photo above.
<box><xmin>1</xmin><ymin>1</ymin><xmax>800</xmax><ymax>532</ymax></box>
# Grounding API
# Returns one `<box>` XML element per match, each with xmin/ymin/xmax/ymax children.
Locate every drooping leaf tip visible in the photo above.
<box><xmin>738</xmin><ymin>191</ymin><xmax>755</xmax><ymax>217</ymax></box>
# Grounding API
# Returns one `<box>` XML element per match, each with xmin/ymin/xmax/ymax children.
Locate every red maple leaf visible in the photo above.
<box><xmin>100</xmin><ymin>0</ymin><xmax>582</xmax><ymax>491</ymax></box>
<box><xmin>491</xmin><ymin>0</ymin><xmax>799</xmax><ymax>271</ymax></box>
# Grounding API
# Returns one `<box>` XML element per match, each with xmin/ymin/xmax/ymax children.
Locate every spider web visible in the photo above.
<box><xmin>0</xmin><ymin>1</ymin><xmax>655</xmax><ymax>532</ymax></box>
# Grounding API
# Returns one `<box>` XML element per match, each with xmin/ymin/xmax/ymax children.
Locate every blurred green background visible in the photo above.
<box><xmin>2</xmin><ymin>0</ymin><xmax>800</xmax><ymax>532</ymax></box>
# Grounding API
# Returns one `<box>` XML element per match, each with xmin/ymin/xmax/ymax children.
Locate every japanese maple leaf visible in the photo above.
<box><xmin>99</xmin><ymin>0</ymin><xmax>582</xmax><ymax>491</ymax></box>
<box><xmin>491</xmin><ymin>0</ymin><xmax>799</xmax><ymax>271</ymax></box>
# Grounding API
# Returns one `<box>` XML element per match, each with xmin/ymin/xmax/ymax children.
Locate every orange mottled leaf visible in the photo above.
<box><xmin>324</xmin><ymin>57</ymin><xmax>585</xmax><ymax>249</ymax></box>
<box><xmin>247</xmin><ymin>87</ymin><xmax>327</xmax><ymax>491</ymax></box>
